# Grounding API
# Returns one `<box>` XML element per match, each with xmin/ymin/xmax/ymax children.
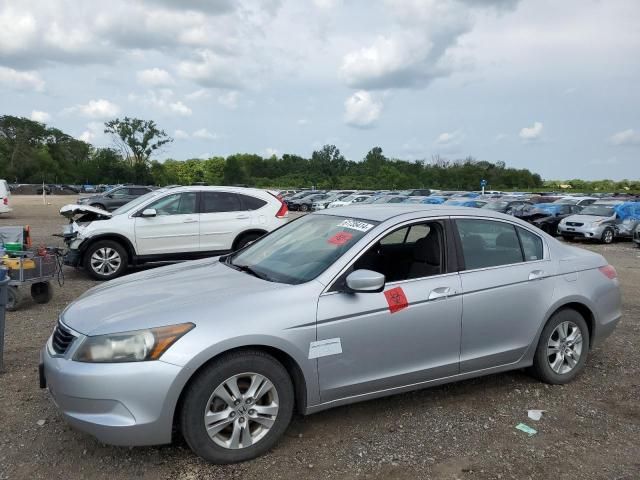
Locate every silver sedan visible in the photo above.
<box><xmin>41</xmin><ymin>205</ymin><xmax>622</xmax><ymax>463</ymax></box>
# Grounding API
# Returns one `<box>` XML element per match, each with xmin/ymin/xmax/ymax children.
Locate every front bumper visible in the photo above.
<box><xmin>40</xmin><ymin>332</ymin><xmax>185</xmax><ymax>446</ymax></box>
<box><xmin>557</xmin><ymin>223</ymin><xmax>605</xmax><ymax>239</ymax></box>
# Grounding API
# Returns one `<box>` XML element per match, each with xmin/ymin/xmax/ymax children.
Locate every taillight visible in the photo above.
<box><xmin>2</xmin><ymin>197</ymin><xmax>7</xmax><ymax>205</ymax></box>
<box><xmin>599</xmin><ymin>265</ymin><xmax>617</xmax><ymax>280</ymax></box>
<box><xmin>275</xmin><ymin>201</ymin><xmax>288</xmax><ymax>218</ymax></box>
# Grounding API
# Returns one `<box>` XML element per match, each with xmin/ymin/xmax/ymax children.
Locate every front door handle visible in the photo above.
<box><xmin>428</xmin><ymin>287</ymin><xmax>452</xmax><ymax>300</ymax></box>
<box><xmin>529</xmin><ymin>270</ymin><xmax>546</xmax><ymax>280</ymax></box>
<box><xmin>183</xmin><ymin>218</ymin><xmax>198</xmax><ymax>223</ymax></box>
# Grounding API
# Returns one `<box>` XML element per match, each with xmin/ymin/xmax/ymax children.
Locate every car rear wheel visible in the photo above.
<box><xmin>180</xmin><ymin>350</ymin><xmax>294</xmax><ymax>464</ymax></box>
<box><xmin>531</xmin><ymin>309</ymin><xmax>589</xmax><ymax>384</ymax></box>
<box><xmin>83</xmin><ymin>240</ymin><xmax>128</xmax><ymax>281</ymax></box>
<box><xmin>300</xmin><ymin>204</ymin><xmax>309</xmax><ymax>212</ymax></box>
<box><xmin>235</xmin><ymin>232</ymin><xmax>263</xmax><ymax>251</ymax></box>
<box><xmin>6</xmin><ymin>286</ymin><xmax>22</xmax><ymax>311</ymax></box>
<box><xmin>601</xmin><ymin>227</ymin><xmax>614</xmax><ymax>244</ymax></box>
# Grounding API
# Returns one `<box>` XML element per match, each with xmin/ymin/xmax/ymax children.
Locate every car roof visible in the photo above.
<box><xmin>314</xmin><ymin>204</ymin><xmax>518</xmax><ymax>222</ymax></box>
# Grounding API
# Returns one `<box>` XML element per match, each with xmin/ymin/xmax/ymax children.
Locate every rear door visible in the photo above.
<box><xmin>198</xmin><ymin>191</ymin><xmax>253</xmax><ymax>251</ymax></box>
<box><xmin>453</xmin><ymin>218</ymin><xmax>554</xmax><ymax>372</ymax></box>
<box><xmin>134</xmin><ymin>192</ymin><xmax>199</xmax><ymax>255</ymax></box>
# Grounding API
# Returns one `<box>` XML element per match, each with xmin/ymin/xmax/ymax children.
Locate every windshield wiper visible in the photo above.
<box><xmin>222</xmin><ymin>256</ymin><xmax>270</xmax><ymax>281</ymax></box>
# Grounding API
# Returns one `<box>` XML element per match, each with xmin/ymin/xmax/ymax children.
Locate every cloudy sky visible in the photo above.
<box><xmin>1</xmin><ymin>0</ymin><xmax>638</xmax><ymax>180</ymax></box>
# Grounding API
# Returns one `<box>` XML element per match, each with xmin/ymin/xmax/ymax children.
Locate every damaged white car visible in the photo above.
<box><xmin>60</xmin><ymin>186</ymin><xmax>289</xmax><ymax>280</ymax></box>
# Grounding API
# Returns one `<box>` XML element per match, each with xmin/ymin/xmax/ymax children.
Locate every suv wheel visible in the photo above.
<box><xmin>601</xmin><ymin>227</ymin><xmax>614</xmax><ymax>244</ymax></box>
<box><xmin>530</xmin><ymin>309</ymin><xmax>589</xmax><ymax>384</ymax></box>
<box><xmin>235</xmin><ymin>233</ymin><xmax>263</xmax><ymax>251</ymax></box>
<box><xmin>181</xmin><ymin>350</ymin><xmax>294</xmax><ymax>464</ymax></box>
<box><xmin>83</xmin><ymin>240</ymin><xmax>128</xmax><ymax>281</ymax></box>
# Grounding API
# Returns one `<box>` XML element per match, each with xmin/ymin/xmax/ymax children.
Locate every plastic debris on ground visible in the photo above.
<box><xmin>527</xmin><ymin>409</ymin><xmax>546</xmax><ymax>421</ymax></box>
<box><xmin>515</xmin><ymin>423</ymin><xmax>538</xmax><ymax>437</ymax></box>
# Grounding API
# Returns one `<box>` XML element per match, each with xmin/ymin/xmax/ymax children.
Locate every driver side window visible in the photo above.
<box><xmin>353</xmin><ymin>221</ymin><xmax>445</xmax><ymax>282</ymax></box>
<box><xmin>147</xmin><ymin>192</ymin><xmax>197</xmax><ymax>216</ymax></box>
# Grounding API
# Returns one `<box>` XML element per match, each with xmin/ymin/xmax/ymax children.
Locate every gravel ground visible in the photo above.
<box><xmin>0</xmin><ymin>196</ymin><xmax>638</xmax><ymax>480</ymax></box>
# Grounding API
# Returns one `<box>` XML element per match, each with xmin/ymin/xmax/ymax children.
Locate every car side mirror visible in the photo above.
<box><xmin>106</xmin><ymin>194</ymin><xmax>113</xmax><ymax>198</ymax></box>
<box><xmin>345</xmin><ymin>269</ymin><xmax>385</xmax><ymax>293</ymax></box>
<box><xmin>140</xmin><ymin>208</ymin><xmax>157</xmax><ymax>217</ymax></box>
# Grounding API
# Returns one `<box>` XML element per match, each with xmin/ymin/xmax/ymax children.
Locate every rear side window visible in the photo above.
<box><xmin>456</xmin><ymin>219</ymin><xmax>523</xmax><ymax>270</ymax></box>
<box><xmin>202</xmin><ymin>192</ymin><xmax>242</xmax><ymax>213</ymax></box>
<box><xmin>130</xmin><ymin>188</ymin><xmax>150</xmax><ymax>195</ymax></box>
<box><xmin>239</xmin><ymin>194</ymin><xmax>267</xmax><ymax>210</ymax></box>
<box><xmin>517</xmin><ymin>227</ymin><xmax>543</xmax><ymax>261</ymax></box>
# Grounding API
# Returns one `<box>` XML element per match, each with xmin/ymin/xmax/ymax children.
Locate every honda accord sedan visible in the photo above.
<box><xmin>41</xmin><ymin>205</ymin><xmax>622</xmax><ymax>464</ymax></box>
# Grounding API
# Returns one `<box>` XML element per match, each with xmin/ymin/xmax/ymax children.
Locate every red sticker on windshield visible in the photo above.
<box><xmin>384</xmin><ymin>287</ymin><xmax>408</xmax><ymax>314</ymax></box>
<box><xmin>327</xmin><ymin>231</ymin><xmax>353</xmax><ymax>245</ymax></box>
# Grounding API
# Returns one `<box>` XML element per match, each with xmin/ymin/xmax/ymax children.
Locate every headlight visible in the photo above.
<box><xmin>73</xmin><ymin>323</ymin><xmax>194</xmax><ymax>363</ymax></box>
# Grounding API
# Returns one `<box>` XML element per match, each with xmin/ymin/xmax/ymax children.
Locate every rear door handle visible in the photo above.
<box><xmin>529</xmin><ymin>270</ymin><xmax>546</xmax><ymax>280</ymax></box>
<box><xmin>183</xmin><ymin>218</ymin><xmax>198</xmax><ymax>223</ymax></box>
<box><xmin>236</xmin><ymin>214</ymin><xmax>250</xmax><ymax>219</ymax></box>
<box><xmin>428</xmin><ymin>287</ymin><xmax>452</xmax><ymax>300</ymax></box>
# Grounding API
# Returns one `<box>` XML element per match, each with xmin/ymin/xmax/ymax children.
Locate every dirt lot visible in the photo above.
<box><xmin>0</xmin><ymin>196</ymin><xmax>638</xmax><ymax>480</ymax></box>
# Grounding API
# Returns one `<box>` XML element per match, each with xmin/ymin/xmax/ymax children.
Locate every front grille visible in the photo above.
<box><xmin>51</xmin><ymin>322</ymin><xmax>76</xmax><ymax>355</ymax></box>
<box><xmin>567</xmin><ymin>222</ymin><xmax>583</xmax><ymax>227</ymax></box>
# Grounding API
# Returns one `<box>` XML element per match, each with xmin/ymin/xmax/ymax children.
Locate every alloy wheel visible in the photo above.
<box><xmin>90</xmin><ymin>247</ymin><xmax>122</xmax><ymax>275</ymax></box>
<box><xmin>204</xmin><ymin>372</ymin><xmax>279</xmax><ymax>449</ymax></box>
<box><xmin>603</xmin><ymin>229</ymin><xmax>614</xmax><ymax>244</ymax></box>
<box><xmin>547</xmin><ymin>321</ymin><xmax>583</xmax><ymax>375</ymax></box>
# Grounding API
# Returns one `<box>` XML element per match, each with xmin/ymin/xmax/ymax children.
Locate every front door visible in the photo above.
<box><xmin>315</xmin><ymin>220</ymin><xmax>463</xmax><ymax>403</ymax></box>
<box><xmin>134</xmin><ymin>192</ymin><xmax>200</xmax><ymax>255</ymax></box>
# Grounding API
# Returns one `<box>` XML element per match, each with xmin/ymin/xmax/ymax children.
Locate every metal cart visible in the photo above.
<box><xmin>4</xmin><ymin>252</ymin><xmax>58</xmax><ymax>311</ymax></box>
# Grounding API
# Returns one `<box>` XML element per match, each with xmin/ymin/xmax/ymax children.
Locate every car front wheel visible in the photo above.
<box><xmin>601</xmin><ymin>227</ymin><xmax>614</xmax><ymax>244</ymax></box>
<box><xmin>180</xmin><ymin>350</ymin><xmax>294</xmax><ymax>464</ymax></box>
<box><xmin>83</xmin><ymin>240</ymin><xmax>128</xmax><ymax>281</ymax></box>
<box><xmin>531</xmin><ymin>309</ymin><xmax>589</xmax><ymax>384</ymax></box>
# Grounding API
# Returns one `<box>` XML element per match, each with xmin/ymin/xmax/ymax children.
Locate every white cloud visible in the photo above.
<box><xmin>78</xmin><ymin>130</ymin><xmax>94</xmax><ymax>143</ymax></box>
<box><xmin>77</xmin><ymin>122</ymin><xmax>105</xmax><ymax>144</ymax></box>
<box><xmin>185</xmin><ymin>89</ymin><xmax>211</xmax><ymax>100</ymax></box>
<box><xmin>169</xmin><ymin>100</ymin><xmax>192</xmax><ymax>116</ymax></box>
<box><xmin>435</xmin><ymin>130</ymin><xmax>463</xmax><ymax>146</ymax></box>
<box><xmin>264</xmin><ymin>147</ymin><xmax>279</xmax><ymax>157</ymax></box>
<box><xmin>0</xmin><ymin>66</ymin><xmax>44</xmax><ymax>91</ymax></box>
<box><xmin>297</xmin><ymin>118</ymin><xmax>310</xmax><ymax>126</ymax></box>
<box><xmin>519</xmin><ymin>121</ymin><xmax>543</xmax><ymax>142</ymax></box>
<box><xmin>30</xmin><ymin>110</ymin><xmax>50</xmax><ymax>122</ymax></box>
<box><xmin>218</xmin><ymin>90</ymin><xmax>239</xmax><ymax>109</ymax></box>
<box><xmin>70</xmin><ymin>99</ymin><xmax>120</xmax><ymax>119</ymax></box>
<box><xmin>174</xmin><ymin>129</ymin><xmax>190</xmax><ymax>139</ymax></box>
<box><xmin>343</xmin><ymin>90</ymin><xmax>382</xmax><ymax>128</ymax></box>
<box><xmin>136</xmin><ymin>67</ymin><xmax>174</xmax><ymax>87</ymax></box>
<box><xmin>177</xmin><ymin>50</ymin><xmax>247</xmax><ymax>89</ymax></box>
<box><xmin>608</xmin><ymin>129</ymin><xmax>640</xmax><ymax>146</ymax></box>
<box><xmin>192</xmin><ymin>128</ymin><xmax>218</xmax><ymax>140</ymax></box>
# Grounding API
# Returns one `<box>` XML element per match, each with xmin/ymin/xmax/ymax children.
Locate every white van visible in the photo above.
<box><xmin>0</xmin><ymin>180</ymin><xmax>12</xmax><ymax>214</ymax></box>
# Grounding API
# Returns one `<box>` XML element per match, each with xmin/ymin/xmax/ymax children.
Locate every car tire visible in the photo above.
<box><xmin>90</xmin><ymin>203</ymin><xmax>106</xmax><ymax>211</ymax></box>
<box><xmin>180</xmin><ymin>350</ymin><xmax>294</xmax><ymax>464</ymax></box>
<box><xmin>31</xmin><ymin>282</ymin><xmax>53</xmax><ymax>304</ymax></box>
<box><xmin>235</xmin><ymin>232</ymin><xmax>264</xmax><ymax>251</ymax></box>
<box><xmin>561</xmin><ymin>235</ymin><xmax>573</xmax><ymax>242</ymax></box>
<box><xmin>530</xmin><ymin>309</ymin><xmax>590</xmax><ymax>385</ymax></box>
<box><xmin>601</xmin><ymin>227</ymin><xmax>614</xmax><ymax>244</ymax></box>
<box><xmin>300</xmin><ymin>204</ymin><xmax>309</xmax><ymax>212</ymax></box>
<box><xmin>83</xmin><ymin>240</ymin><xmax>128</xmax><ymax>281</ymax></box>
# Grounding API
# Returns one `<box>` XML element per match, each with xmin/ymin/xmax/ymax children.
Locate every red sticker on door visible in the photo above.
<box><xmin>327</xmin><ymin>231</ymin><xmax>353</xmax><ymax>245</ymax></box>
<box><xmin>384</xmin><ymin>287</ymin><xmax>408</xmax><ymax>314</ymax></box>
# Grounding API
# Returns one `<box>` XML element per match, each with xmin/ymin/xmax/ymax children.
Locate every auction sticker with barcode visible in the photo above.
<box><xmin>337</xmin><ymin>219</ymin><xmax>374</xmax><ymax>232</ymax></box>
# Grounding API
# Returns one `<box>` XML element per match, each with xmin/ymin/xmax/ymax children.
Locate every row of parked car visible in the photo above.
<box><xmin>279</xmin><ymin>189</ymin><xmax>640</xmax><ymax>245</ymax></box>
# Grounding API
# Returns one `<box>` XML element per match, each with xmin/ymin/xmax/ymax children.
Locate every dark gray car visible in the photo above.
<box><xmin>77</xmin><ymin>185</ymin><xmax>153</xmax><ymax>211</ymax></box>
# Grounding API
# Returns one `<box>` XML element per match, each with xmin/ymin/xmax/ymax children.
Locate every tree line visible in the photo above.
<box><xmin>1</xmin><ymin>114</ymin><xmax>635</xmax><ymax>192</ymax></box>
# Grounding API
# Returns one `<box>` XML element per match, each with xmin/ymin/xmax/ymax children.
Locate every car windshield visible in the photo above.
<box><xmin>227</xmin><ymin>215</ymin><xmax>378</xmax><ymax>284</ymax></box>
<box><xmin>554</xmin><ymin>199</ymin><xmax>577</xmax><ymax>204</ymax></box>
<box><xmin>580</xmin><ymin>205</ymin><xmax>616</xmax><ymax>217</ymax></box>
<box><xmin>482</xmin><ymin>201</ymin><xmax>508</xmax><ymax>210</ymax></box>
<box><xmin>111</xmin><ymin>189</ymin><xmax>165</xmax><ymax>215</ymax></box>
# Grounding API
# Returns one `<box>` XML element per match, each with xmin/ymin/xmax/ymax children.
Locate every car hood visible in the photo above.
<box><xmin>562</xmin><ymin>214</ymin><xmax>612</xmax><ymax>224</ymax></box>
<box><xmin>61</xmin><ymin>258</ymin><xmax>288</xmax><ymax>335</ymax></box>
<box><xmin>60</xmin><ymin>204</ymin><xmax>112</xmax><ymax>220</ymax></box>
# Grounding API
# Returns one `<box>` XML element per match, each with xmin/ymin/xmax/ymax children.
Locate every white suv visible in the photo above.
<box><xmin>60</xmin><ymin>186</ymin><xmax>288</xmax><ymax>280</ymax></box>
